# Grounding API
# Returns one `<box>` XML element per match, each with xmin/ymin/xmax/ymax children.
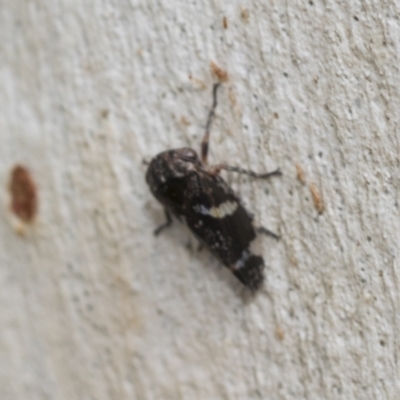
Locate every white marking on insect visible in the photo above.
<box><xmin>233</xmin><ymin>250</ymin><xmax>250</xmax><ymax>270</ymax></box>
<box><xmin>193</xmin><ymin>200</ymin><xmax>238</xmax><ymax>219</ymax></box>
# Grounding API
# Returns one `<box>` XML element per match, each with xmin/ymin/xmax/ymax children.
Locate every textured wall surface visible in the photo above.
<box><xmin>1</xmin><ymin>1</ymin><xmax>399</xmax><ymax>399</ymax></box>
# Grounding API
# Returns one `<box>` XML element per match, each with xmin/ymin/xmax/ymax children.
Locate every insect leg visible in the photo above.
<box><xmin>256</xmin><ymin>226</ymin><xmax>280</xmax><ymax>240</ymax></box>
<box><xmin>201</xmin><ymin>83</ymin><xmax>221</xmax><ymax>165</ymax></box>
<box><xmin>222</xmin><ymin>166</ymin><xmax>282</xmax><ymax>179</ymax></box>
<box><xmin>207</xmin><ymin>164</ymin><xmax>282</xmax><ymax>179</ymax></box>
<box><xmin>154</xmin><ymin>209</ymin><xmax>172</xmax><ymax>236</ymax></box>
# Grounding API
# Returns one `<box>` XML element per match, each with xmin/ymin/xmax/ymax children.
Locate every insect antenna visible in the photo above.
<box><xmin>201</xmin><ymin>83</ymin><xmax>221</xmax><ymax>165</ymax></box>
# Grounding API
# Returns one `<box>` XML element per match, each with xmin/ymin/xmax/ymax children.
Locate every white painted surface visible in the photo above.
<box><xmin>1</xmin><ymin>1</ymin><xmax>399</xmax><ymax>399</ymax></box>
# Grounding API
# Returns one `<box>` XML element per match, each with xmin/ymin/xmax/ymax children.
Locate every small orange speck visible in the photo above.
<box><xmin>210</xmin><ymin>61</ymin><xmax>229</xmax><ymax>82</ymax></box>
<box><xmin>240</xmin><ymin>7</ymin><xmax>250</xmax><ymax>22</ymax></box>
<box><xmin>295</xmin><ymin>164</ymin><xmax>306</xmax><ymax>184</ymax></box>
<box><xmin>276</xmin><ymin>326</ymin><xmax>285</xmax><ymax>341</ymax></box>
<box><xmin>309</xmin><ymin>182</ymin><xmax>324</xmax><ymax>213</ymax></box>
<box><xmin>180</xmin><ymin>116</ymin><xmax>190</xmax><ymax>126</ymax></box>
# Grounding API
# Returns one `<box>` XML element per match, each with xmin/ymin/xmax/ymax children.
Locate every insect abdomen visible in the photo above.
<box><xmin>232</xmin><ymin>254</ymin><xmax>264</xmax><ymax>291</ymax></box>
<box><xmin>183</xmin><ymin>174</ymin><xmax>264</xmax><ymax>290</ymax></box>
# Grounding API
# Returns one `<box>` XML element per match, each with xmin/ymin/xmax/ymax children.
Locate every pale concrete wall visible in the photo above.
<box><xmin>1</xmin><ymin>1</ymin><xmax>399</xmax><ymax>399</ymax></box>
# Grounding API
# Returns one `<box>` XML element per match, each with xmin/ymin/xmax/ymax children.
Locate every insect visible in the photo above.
<box><xmin>146</xmin><ymin>84</ymin><xmax>281</xmax><ymax>290</ymax></box>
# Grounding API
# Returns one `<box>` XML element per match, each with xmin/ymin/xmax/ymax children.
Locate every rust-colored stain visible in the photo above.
<box><xmin>222</xmin><ymin>16</ymin><xmax>228</xmax><ymax>29</ymax></box>
<box><xmin>210</xmin><ymin>61</ymin><xmax>229</xmax><ymax>82</ymax></box>
<box><xmin>9</xmin><ymin>165</ymin><xmax>37</xmax><ymax>222</ymax></box>
<box><xmin>309</xmin><ymin>182</ymin><xmax>324</xmax><ymax>214</ymax></box>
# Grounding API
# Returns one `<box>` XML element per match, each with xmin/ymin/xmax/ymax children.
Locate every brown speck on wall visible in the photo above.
<box><xmin>309</xmin><ymin>182</ymin><xmax>324</xmax><ymax>213</ymax></box>
<box><xmin>240</xmin><ymin>7</ymin><xmax>249</xmax><ymax>22</ymax></box>
<box><xmin>100</xmin><ymin>109</ymin><xmax>109</xmax><ymax>119</ymax></box>
<box><xmin>9</xmin><ymin>165</ymin><xmax>38</xmax><ymax>223</ymax></box>
<box><xmin>275</xmin><ymin>326</ymin><xmax>285</xmax><ymax>341</ymax></box>
<box><xmin>180</xmin><ymin>115</ymin><xmax>190</xmax><ymax>126</ymax></box>
<box><xmin>295</xmin><ymin>163</ymin><xmax>306</xmax><ymax>184</ymax></box>
<box><xmin>210</xmin><ymin>61</ymin><xmax>229</xmax><ymax>82</ymax></box>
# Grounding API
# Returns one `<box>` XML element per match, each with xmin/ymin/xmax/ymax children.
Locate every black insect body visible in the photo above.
<box><xmin>146</xmin><ymin>84</ymin><xmax>280</xmax><ymax>291</ymax></box>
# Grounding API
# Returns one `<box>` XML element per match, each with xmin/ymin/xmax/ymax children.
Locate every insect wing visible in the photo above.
<box><xmin>183</xmin><ymin>171</ymin><xmax>256</xmax><ymax>267</ymax></box>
